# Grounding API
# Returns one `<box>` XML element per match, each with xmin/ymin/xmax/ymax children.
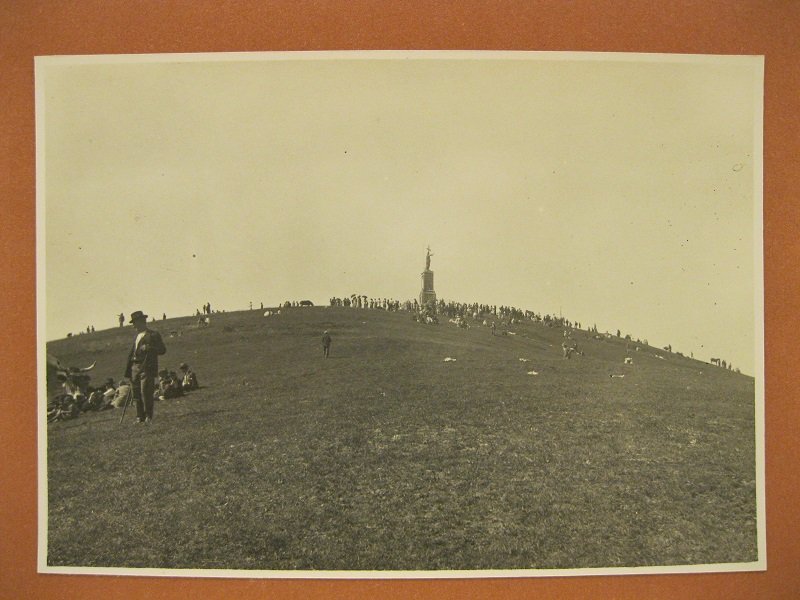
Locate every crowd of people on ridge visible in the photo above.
<box><xmin>318</xmin><ymin>292</ymin><xmax>735</xmax><ymax>370</ymax></box>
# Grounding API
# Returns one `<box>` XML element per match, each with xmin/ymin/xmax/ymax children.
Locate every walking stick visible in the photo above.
<box><xmin>119</xmin><ymin>384</ymin><xmax>134</xmax><ymax>424</ymax></box>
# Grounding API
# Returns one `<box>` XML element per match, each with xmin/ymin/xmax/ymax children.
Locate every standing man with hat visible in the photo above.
<box><xmin>124</xmin><ymin>310</ymin><xmax>167</xmax><ymax>424</ymax></box>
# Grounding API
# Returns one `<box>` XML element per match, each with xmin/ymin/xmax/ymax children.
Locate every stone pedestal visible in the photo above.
<box><xmin>419</xmin><ymin>269</ymin><xmax>436</xmax><ymax>307</ymax></box>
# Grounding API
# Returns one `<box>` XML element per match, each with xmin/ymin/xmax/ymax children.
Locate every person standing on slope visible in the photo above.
<box><xmin>322</xmin><ymin>330</ymin><xmax>332</xmax><ymax>358</ymax></box>
<box><xmin>124</xmin><ymin>310</ymin><xmax>167</xmax><ymax>424</ymax></box>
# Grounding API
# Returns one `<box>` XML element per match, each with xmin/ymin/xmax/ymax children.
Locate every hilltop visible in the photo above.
<box><xmin>45</xmin><ymin>306</ymin><xmax>757</xmax><ymax>570</ymax></box>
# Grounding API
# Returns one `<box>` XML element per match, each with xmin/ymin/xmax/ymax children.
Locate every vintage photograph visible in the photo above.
<box><xmin>37</xmin><ymin>51</ymin><xmax>764</xmax><ymax>576</ymax></box>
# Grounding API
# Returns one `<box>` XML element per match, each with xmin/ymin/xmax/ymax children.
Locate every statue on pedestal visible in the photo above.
<box><xmin>420</xmin><ymin>245</ymin><xmax>437</xmax><ymax>307</ymax></box>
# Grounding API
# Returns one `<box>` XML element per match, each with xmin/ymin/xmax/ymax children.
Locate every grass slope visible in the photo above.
<box><xmin>46</xmin><ymin>307</ymin><xmax>757</xmax><ymax>570</ymax></box>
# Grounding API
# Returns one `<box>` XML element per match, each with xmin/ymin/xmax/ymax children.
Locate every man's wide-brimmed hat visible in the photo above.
<box><xmin>129</xmin><ymin>310</ymin><xmax>148</xmax><ymax>323</ymax></box>
<box><xmin>179</xmin><ymin>363</ymin><xmax>188</xmax><ymax>370</ymax></box>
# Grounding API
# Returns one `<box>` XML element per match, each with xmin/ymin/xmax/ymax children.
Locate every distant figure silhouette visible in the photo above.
<box><xmin>322</xmin><ymin>330</ymin><xmax>332</xmax><ymax>358</ymax></box>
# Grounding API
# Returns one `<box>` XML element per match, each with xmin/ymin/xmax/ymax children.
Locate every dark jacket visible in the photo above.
<box><xmin>125</xmin><ymin>329</ymin><xmax>167</xmax><ymax>379</ymax></box>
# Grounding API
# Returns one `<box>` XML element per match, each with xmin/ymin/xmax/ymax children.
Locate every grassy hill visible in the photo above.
<box><xmin>45</xmin><ymin>306</ymin><xmax>757</xmax><ymax>571</ymax></box>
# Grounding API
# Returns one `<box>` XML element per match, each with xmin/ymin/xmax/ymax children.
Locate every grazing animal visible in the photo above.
<box><xmin>710</xmin><ymin>357</ymin><xmax>721</xmax><ymax>366</ymax></box>
<box><xmin>46</xmin><ymin>354</ymin><xmax>96</xmax><ymax>402</ymax></box>
<box><xmin>299</xmin><ymin>300</ymin><xmax>314</xmax><ymax>307</ymax></box>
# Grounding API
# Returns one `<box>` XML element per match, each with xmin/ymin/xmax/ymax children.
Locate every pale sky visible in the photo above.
<box><xmin>38</xmin><ymin>52</ymin><xmax>762</xmax><ymax>374</ymax></box>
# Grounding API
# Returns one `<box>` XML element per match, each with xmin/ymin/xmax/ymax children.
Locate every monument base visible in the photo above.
<box><xmin>420</xmin><ymin>268</ymin><xmax>436</xmax><ymax>309</ymax></box>
<box><xmin>419</xmin><ymin>289</ymin><xmax>437</xmax><ymax>307</ymax></box>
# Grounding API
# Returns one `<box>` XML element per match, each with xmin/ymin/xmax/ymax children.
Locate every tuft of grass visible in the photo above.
<box><xmin>46</xmin><ymin>307</ymin><xmax>757</xmax><ymax>570</ymax></box>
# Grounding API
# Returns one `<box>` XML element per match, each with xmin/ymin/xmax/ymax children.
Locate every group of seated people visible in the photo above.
<box><xmin>47</xmin><ymin>377</ymin><xmax>120</xmax><ymax>422</ymax></box>
<box><xmin>48</xmin><ymin>363</ymin><xmax>201</xmax><ymax>422</ymax></box>
<box><xmin>154</xmin><ymin>362</ymin><xmax>200</xmax><ymax>401</ymax></box>
<box><xmin>411</xmin><ymin>310</ymin><xmax>439</xmax><ymax>325</ymax></box>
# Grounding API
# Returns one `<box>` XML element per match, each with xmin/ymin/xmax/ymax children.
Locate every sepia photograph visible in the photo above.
<box><xmin>36</xmin><ymin>51</ymin><xmax>764</xmax><ymax>577</ymax></box>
